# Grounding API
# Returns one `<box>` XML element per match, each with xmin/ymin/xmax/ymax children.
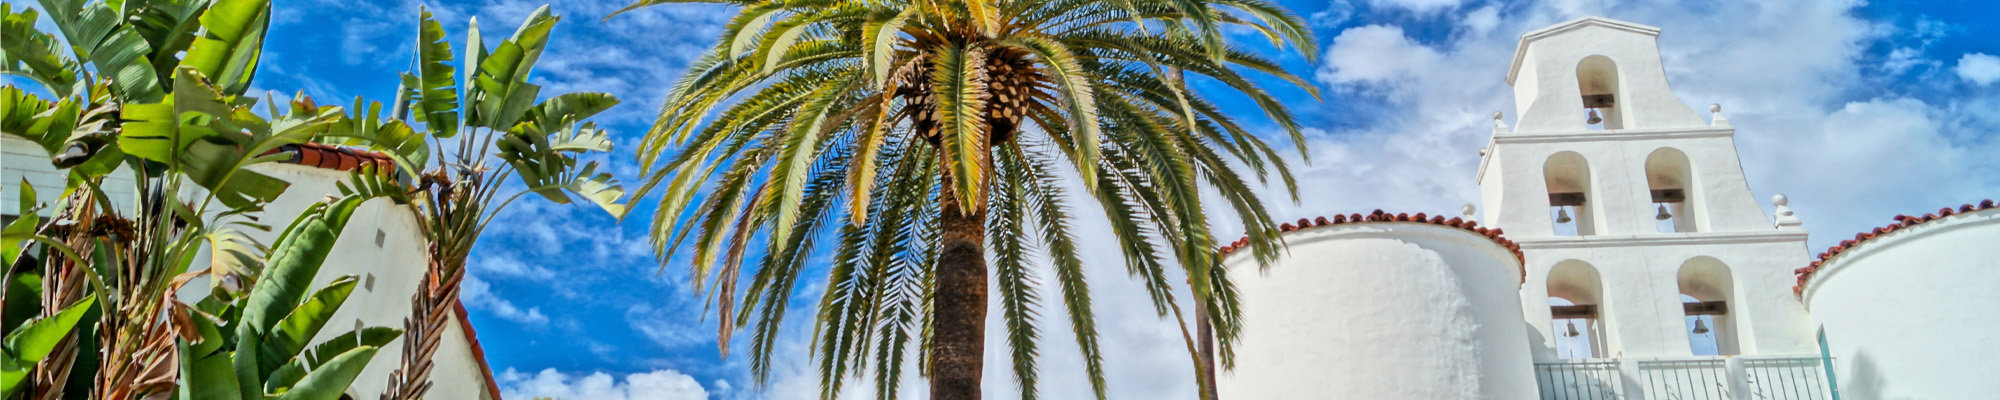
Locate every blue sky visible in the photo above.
<box><xmin>14</xmin><ymin>0</ymin><xmax>1999</xmax><ymax>398</ymax></box>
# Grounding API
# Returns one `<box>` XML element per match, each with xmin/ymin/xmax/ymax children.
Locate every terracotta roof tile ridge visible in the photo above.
<box><xmin>1214</xmin><ymin>209</ymin><xmax>1525</xmax><ymax>282</ymax></box>
<box><xmin>455</xmin><ymin>302</ymin><xmax>505</xmax><ymax>400</ymax></box>
<box><xmin>1793</xmin><ymin>199</ymin><xmax>1997</xmax><ymax>296</ymax></box>
<box><xmin>258</xmin><ymin>141</ymin><xmax>397</xmax><ymax>175</ymax></box>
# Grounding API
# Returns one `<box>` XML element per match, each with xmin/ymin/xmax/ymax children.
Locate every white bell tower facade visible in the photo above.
<box><xmin>1477</xmin><ymin>17</ymin><xmax>1819</xmax><ymax>361</ymax></box>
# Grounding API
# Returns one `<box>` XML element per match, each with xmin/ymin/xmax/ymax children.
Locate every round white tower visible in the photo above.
<box><xmin>1215</xmin><ymin>212</ymin><xmax>1536</xmax><ymax>399</ymax></box>
<box><xmin>1797</xmin><ymin>200</ymin><xmax>2000</xmax><ymax>399</ymax></box>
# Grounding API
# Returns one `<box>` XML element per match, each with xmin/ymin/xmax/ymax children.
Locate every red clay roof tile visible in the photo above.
<box><xmin>1215</xmin><ymin>209</ymin><xmax>1526</xmax><ymax>282</ymax></box>
<box><xmin>1794</xmin><ymin>199</ymin><xmax>1997</xmax><ymax>296</ymax></box>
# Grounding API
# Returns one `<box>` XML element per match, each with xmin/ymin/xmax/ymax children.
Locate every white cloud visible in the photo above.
<box><xmin>1955</xmin><ymin>53</ymin><xmax>2000</xmax><ymax>86</ymax></box>
<box><xmin>1317</xmin><ymin>25</ymin><xmax>1447</xmax><ymax>90</ymax></box>
<box><xmin>473</xmin><ymin>255</ymin><xmax>558</xmax><ymax>280</ymax></box>
<box><xmin>499</xmin><ymin>367</ymin><xmax>710</xmax><ymax>400</ymax></box>
<box><xmin>463</xmin><ymin>276</ymin><xmax>550</xmax><ymax>325</ymax></box>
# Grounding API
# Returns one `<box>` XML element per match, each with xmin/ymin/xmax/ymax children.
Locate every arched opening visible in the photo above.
<box><xmin>1549</xmin><ymin>260</ymin><xmax>1608</xmax><ymax>359</ymax></box>
<box><xmin>1678</xmin><ymin>257</ymin><xmax>1738</xmax><ymax>356</ymax></box>
<box><xmin>1646</xmin><ymin>148</ymin><xmax>1699</xmax><ymax>233</ymax></box>
<box><xmin>1544</xmin><ymin>151</ymin><xmax>1596</xmax><ymax>236</ymax></box>
<box><xmin>1576</xmin><ymin>55</ymin><xmax>1624</xmax><ymax>130</ymax></box>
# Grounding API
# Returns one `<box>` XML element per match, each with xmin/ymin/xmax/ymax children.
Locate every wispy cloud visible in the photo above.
<box><xmin>464</xmin><ymin>275</ymin><xmax>551</xmax><ymax>326</ymax></box>
<box><xmin>499</xmin><ymin>367</ymin><xmax>711</xmax><ymax>400</ymax></box>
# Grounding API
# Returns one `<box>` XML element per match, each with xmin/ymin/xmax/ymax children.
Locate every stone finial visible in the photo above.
<box><xmin>1462</xmin><ymin>204</ymin><xmax>1478</xmax><ymax>221</ymax></box>
<box><xmin>1709</xmin><ymin>103</ymin><xmax>1731</xmax><ymax>127</ymax></box>
<box><xmin>1492</xmin><ymin>112</ymin><xmax>1509</xmax><ymax>132</ymax></box>
<box><xmin>1773</xmin><ymin>194</ymin><xmax>1803</xmax><ymax>230</ymax></box>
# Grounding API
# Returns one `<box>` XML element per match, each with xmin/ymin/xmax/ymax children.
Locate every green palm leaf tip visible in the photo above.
<box><xmin>617</xmin><ymin>0</ymin><xmax>1319</xmax><ymax>397</ymax></box>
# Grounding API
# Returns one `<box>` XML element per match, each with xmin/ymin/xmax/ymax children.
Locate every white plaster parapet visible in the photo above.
<box><xmin>1491</xmin><ymin>126</ymin><xmax>1735</xmax><ymax>144</ymax></box>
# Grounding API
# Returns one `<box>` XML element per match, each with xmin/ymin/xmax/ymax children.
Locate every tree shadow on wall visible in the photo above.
<box><xmin>1840</xmin><ymin>351</ymin><xmax>1912</xmax><ymax>400</ymax></box>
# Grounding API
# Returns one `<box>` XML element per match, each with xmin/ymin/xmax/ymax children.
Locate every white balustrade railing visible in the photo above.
<box><xmin>1535</xmin><ymin>355</ymin><xmax>1832</xmax><ymax>400</ymax></box>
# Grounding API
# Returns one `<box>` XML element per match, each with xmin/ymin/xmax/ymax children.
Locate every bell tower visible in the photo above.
<box><xmin>1476</xmin><ymin>17</ymin><xmax>1819</xmax><ymax>361</ymax></box>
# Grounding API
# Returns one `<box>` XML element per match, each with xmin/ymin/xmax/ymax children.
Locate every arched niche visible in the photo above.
<box><xmin>1544</xmin><ymin>151</ymin><xmax>1596</xmax><ymax>236</ymax></box>
<box><xmin>1577</xmin><ymin>55</ymin><xmax>1624</xmax><ymax>129</ymax></box>
<box><xmin>1646</xmin><ymin>148</ymin><xmax>1699</xmax><ymax>233</ymax></box>
<box><xmin>1678</xmin><ymin>256</ymin><xmax>1739</xmax><ymax>355</ymax></box>
<box><xmin>1548</xmin><ymin>260</ymin><xmax>1608</xmax><ymax>359</ymax></box>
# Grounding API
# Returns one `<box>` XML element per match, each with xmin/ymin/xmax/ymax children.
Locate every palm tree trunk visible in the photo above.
<box><xmin>931</xmin><ymin>145</ymin><xmax>989</xmax><ymax>400</ymax></box>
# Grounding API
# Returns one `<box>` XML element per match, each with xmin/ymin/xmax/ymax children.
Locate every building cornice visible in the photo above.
<box><xmin>1514</xmin><ymin>230</ymin><xmax>1807</xmax><ymax>250</ymax></box>
<box><xmin>1494</xmin><ymin>126</ymin><xmax>1733</xmax><ymax>145</ymax></box>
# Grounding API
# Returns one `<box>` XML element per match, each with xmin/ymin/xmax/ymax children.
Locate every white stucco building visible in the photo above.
<box><xmin>2</xmin><ymin>138</ymin><xmax>502</xmax><ymax>399</ymax></box>
<box><xmin>1215</xmin><ymin>16</ymin><xmax>1998</xmax><ymax>400</ymax></box>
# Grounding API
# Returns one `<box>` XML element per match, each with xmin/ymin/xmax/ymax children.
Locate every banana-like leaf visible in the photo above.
<box><xmin>334</xmin><ymin>165</ymin><xmax>411</xmax><ymax>205</ymax></box>
<box><xmin>90</xmin><ymin>26</ymin><xmax>167</xmax><ymax>102</ymax></box>
<box><xmin>259</xmin><ymin>275</ymin><xmax>359</xmax><ymax>373</ymax></box>
<box><xmin>1</xmin><ymin>4</ymin><xmax>82</xmax><ymax>95</ymax></box>
<box><xmin>561</xmin><ymin>163</ymin><xmax>630</xmax><ymax>218</ymax></box>
<box><xmin>201</xmin><ymin>228</ymin><xmax>264</xmax><ymax>294</ymax></box>
<box><xmin>545</xmin><ymin>121</ymin><xmax>614</xmax><ymax>153</ymax></box>
<box><xmin>318</xmin><ymin>95</ymin><xmax>430</xmax><ymax>177</ymax></box>
<box><xmin>3</xmin><ymin>295</ymin><xmax>95</xmax><ymax>362</ymax></box>
<box><xmin>497</xmin><ymin>127</ymin><xmax>628</xmax><ymax>217</ymax></box>
<box><xmin>122</xmin><ymin>70</ymin><xmax>343</xmax><ymax>209</ymax></box>
<box><xmin>0</xmin><ymin>87</ymin><xmax>78</xmax><ymax>155</ymax></box>
<box><xmin>522</xmin><ymin>91</ymin><xmax>619</xmax><ymax>132</ymax></box>
<box><xmin>272</xmin><ymin>345</ymin><xmax>379</xmax><ymax>400</ymax></box>
<box><xmin>2</xmin><ymin>180</ymin><xmax>37</xmax><ymax>265</ymax></box>
<box><xmin>467</xmin><ymin>5</ymin><xmax>555</xmax><ymax>129</ymax></box>
<box><xmin>233</xmin><ymin>195</ymin><xmax>367</xmax><ymax>394</ymax></box>
<box><xmin>126</xmin><ymin>0</ymin><xmax>211</xmax><ymax>80</ymax></box>
<box><xmin>177</xmin><ymin>310</ymin><xmax>244</xmax><ymax>400</ymax></box>
<box><xmin>181</xmin><ymin>0</ymin><xmax>269</xmax><ymax>96</ymax></box>
<box><xmin>1</xmin><ymin>297</ymin><xmax>94</xmax><ymax>398</ymax></box>
<box><xmin>412</xmin><ymin>7</ymin><xmax>461</xmax><ymax>138</ymax></box>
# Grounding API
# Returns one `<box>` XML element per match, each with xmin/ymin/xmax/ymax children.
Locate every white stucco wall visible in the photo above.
<box><xmin>1216</xmin><ymin>222</ymin><xmax>1537</xmax><ymax>399</ymax></box>
<box><xmin>2</xmin><ymin>136</ymin><xmax>138</xmax><ymax>217</ymax></box>
<box><xmin>176</xmin><ymin>164</ymin><xmax>496</xmax><ymax>400</ymax></box>
<box><xmin>1802</xmin><ymin>207</ymin><xmax>2000</xmax><ymax>399</ymax></box>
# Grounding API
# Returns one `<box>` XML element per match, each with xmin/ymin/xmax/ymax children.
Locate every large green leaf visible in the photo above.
<box><xmin>316</xmin><ymin>96</ymin><xmax>430</xmax><ymax>177</ymax></box>
<box><xmin>467</xmin><ymin>5</ymin><xmax>556</xmax><ymax>129</ymax></box>
<box><xmin>3</xmin><ymin>295</ymin><xmax>94</xmax><ymax>362</ymax></box>
<box><xmin>522</xmin><ymin>91</ymin><xmax>619</xmax><ymax>132</ymax></box>
<box><xmin>259</xmin><ymin>275</ymin><xmax>358</xmax><ymax>373</ymax></box>
<box><xmin>3</xmin><ymin>295</ymin><xmax>97</xmax><ymax>397</ymax></box>
<box><xmin>496</xmin><ymin>124</ymin><xmax>628</xmax><ymax>218</ymax></box>
<box><xmin>2</xmin><ymin>297</ymin><xmax>93</xmax><ymax>398</ymax></box>
<box><xmin>232</xmin><ymin>195</ymin><xmax>366</xmax><ymax>395</ymax></box>
<box><xmin>5</xmin><ymin>180</ymin><xmax>42</xmax><ymax>266</ymax></box>
<box><xmin>90</xmin><ymin>26</ymin><xmax>167</xmax><ymax>102</ymax></box>
<box><xmin>177</xmin><ymin>312</ymin><xmax>243</xmax><ymax>400</ymax></box>
<box><xmin>125</xmin><ymin>0</ymin><xmax>212</xmax><ymax>85</ymax></box>
<box><xmin>272</xmin><ymin>345</ymin><xmax>379</xmax><ymax>400</ymax></box>
<box><xmin>411</xmin><ymin>6</ymin><xmax>461</xmax><ymax>138</ymax></box>
<box><xmin>1</xmin><ymin>3</ymin><xmax>82</xmax><ymax>95</ymax></box>
<box><xmin>181</xmin><ymin>0</ymin><xmax>269</xmax><ymax>96</ymax></box>
<box><xmin>0</xmin><ymin>87</ymin><xmax>78</xmax><ymax>156</ymax></box>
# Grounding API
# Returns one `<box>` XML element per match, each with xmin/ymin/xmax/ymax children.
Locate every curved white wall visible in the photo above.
<box><xmin>1802</xmin><ymin>207</ymin><xmax>2000</xmax><ymax>399</ymax></box>
<box><xmin>1217</xmin><ymin>222</ymin><xmax>1536</xmax><ymax>399</ymax></box>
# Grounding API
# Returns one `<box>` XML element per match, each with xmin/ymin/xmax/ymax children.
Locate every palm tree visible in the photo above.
<box><xmin>617</xmin><ymin>0</ymin><xmax>1316</xmax><ymax>398</ymax></box>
